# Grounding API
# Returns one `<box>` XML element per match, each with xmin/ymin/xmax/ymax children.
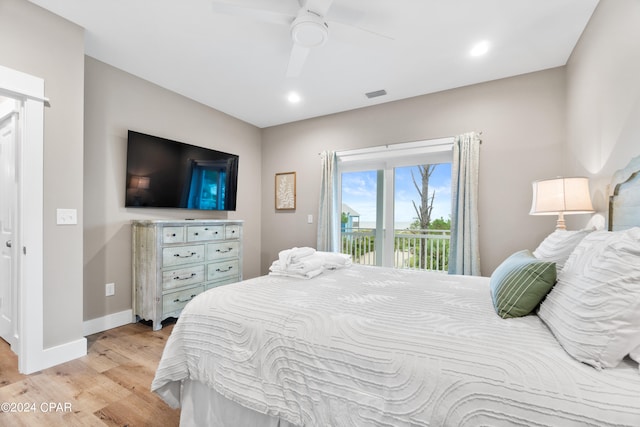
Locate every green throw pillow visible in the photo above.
<box><xmin>490</xmin><ymin>250</ymin><xmax>557</xmax><ymax>318</ymax></box>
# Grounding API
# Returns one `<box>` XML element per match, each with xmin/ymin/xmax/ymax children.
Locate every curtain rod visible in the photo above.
<box><xmin>318</xmin><ymin>131</ymin><xmax>482</xmax><ymax>156</ymax></box>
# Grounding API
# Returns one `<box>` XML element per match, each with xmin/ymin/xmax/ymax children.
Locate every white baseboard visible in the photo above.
<box><xmin>83</xmin><ymin>309</ymin><xmax>134</xmax><ymax>336</ymax></box>
<box><xmin>39</xmin><ymin>337</ymin><xmax>87</xmax><ymax>371</ymax></box>
<box><xmin>28</xmin><ymin>310</ymin><xmax>134</xmax><ymax>373</ymax></box>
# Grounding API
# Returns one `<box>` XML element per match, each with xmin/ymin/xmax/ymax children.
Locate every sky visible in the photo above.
<box><xmin>341</xmin><ymin>163</ymin><xmax>452</xmax><ymax>228</ymax></box>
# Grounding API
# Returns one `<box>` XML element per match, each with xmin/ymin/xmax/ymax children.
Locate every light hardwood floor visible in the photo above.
<box><xmin>0</xmin><ymin>321</ymin><xmax>180</xmax><ymax>426</ymax></box>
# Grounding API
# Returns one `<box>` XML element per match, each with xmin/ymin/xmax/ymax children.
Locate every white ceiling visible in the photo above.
<box><xmin>28</xmin><ymin>0</ymin><xmax>599</xmax><ymax>128</ymax></box>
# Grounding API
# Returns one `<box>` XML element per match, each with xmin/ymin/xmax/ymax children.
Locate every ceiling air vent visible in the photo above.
<box><xmin>365</xmin><ymin>89</ymin><xmax>387</xmax><ymax>99</ymax></box>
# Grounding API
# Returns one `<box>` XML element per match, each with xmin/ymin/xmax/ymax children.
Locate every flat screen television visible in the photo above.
<box><xmin>125</xmin><ymin>130</ymin><xmax>238</xmax><ymax>210</ymax></box>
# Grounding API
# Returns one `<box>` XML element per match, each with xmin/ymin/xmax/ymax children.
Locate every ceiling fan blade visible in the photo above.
<box><xmin>329</xmin><ymin>20</ymin><xmax>395</xmax><ymax>43</ymax></box>
<box><xmin>302</xmin><ymin>0</ymin><xmax>335</xmax><ymax>16</ymax></box>
<box><xmin>211</xmin><ymin>1</ymin><xmax>294</xmax><ymax>26</ymax></box>
<box><xmin>286</xmin><ymin>44</ymin><xmax>311</xmax><ymax>77</ymax></box>
<box><xmin>327</xmin><ymin>4</ymin><xmax>394</xmax><ymax>42</ymax></box>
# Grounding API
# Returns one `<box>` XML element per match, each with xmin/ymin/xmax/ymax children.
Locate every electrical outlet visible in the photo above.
<box><xmin>105</xmin><ymin>282</ymin><xmax>115</xmax><ymax>296</ymax></box>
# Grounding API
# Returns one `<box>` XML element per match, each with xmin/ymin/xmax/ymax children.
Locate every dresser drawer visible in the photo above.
<box><xmin>187</xmin><ymin>225</ymin><xmax>224</xmax><ymax>242</ymax></box>
<box><xmin>208</xmin><ymin>259</ymin><xmax>239</xmax><ymax>281</ymax></box>
<box><xmin>162</xmin><ymin>264</ymin><xmax>205</xmax><ymax>291</ymax></box>
<box><xmin>205</xmin><ymin>277</ymin><xmax>237</xmax><ymax>291</ymax></box>
<box><xmin>162</xmin><ymin>226</ymin><xmax>185</xmax><ymax>244</ymax></box>
<box><xmin>225</xmin><ymin>225</ymin><xmax>240</xmax><ymax>240</ymax></box>
<box><xmin>162</xmin><ymin>285</ymin><xmax>204</xmax><ymax>315</ymax></box>
<box><xmin>162</xmin><ymin>245</ymin><xmax>205</xmax><ymax>267</ymax></box>
<box><xmin>207</xmin><ymin>241</ymin><xmax>240</xmax><ymax>260</ymax></box>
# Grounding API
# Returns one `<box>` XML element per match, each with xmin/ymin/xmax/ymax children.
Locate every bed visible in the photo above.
<box><xmin>152</xmin><ymin>158</ymin><xmax>640</xmax><ymax>427</ymax></box>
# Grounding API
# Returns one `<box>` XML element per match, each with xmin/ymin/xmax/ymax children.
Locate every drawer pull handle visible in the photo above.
<box><xmin>173</xmin><ymin>294</ymin><xmax>197</xmax><ymax>303</ymax></box>
<box><xmin>174</xmin><ymin>252</ymin><xmax>197</xmax><ymax>258</ymax></box>
<box><xmin>194</xmin><ymin>232</ymin><xmax>199</xmax><ymax>236</ymax></box>
<box><xmin>216</xmin><ymin>248</ymin><xmax>234</xmax><ymax>253</ymax></box>
<box><xmin>216</xmin><ymin>266</ymin><xmax>233</xmax><ymax>273</ymax></box>
<box><xmin>174</xmin><ymin>273</ymin><xmax>197</xmax><ymax>280</ymax></box>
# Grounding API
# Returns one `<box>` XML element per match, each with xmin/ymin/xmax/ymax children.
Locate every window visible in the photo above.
<box><xmin>338</xmin><ymin>138</ymin><xmax>453</xmax><ymax>271</ymax></box>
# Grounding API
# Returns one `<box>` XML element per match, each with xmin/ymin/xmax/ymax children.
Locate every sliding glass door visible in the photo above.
<box><xmin>340</xmin><ymin>169</ymin><xmax>382</xmax><ymax>266</ymax></box>
<box><xmin>393</xmin><ymin>164</ymin><xmax>451</xmax><ymax>271</ymax></box>
<box><xmin>338</xmin><ymin>139</ymin><xmax>453</xmax><ymax>270</ymax></box>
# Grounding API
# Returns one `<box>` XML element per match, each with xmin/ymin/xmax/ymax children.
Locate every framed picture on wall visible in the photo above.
<box><xmin>275</xmin><ymin>172</ymin><xmax>296</xmax><ymax>210</ymax></box>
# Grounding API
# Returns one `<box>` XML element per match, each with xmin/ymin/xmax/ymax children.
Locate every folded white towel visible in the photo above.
<box><xmin>316</xmin><ymin>251</ymin><xmax>353</xmax><ymax>269</ymax></box>
<box><xmin>278</xmin><ymin>247</ymin><xmax>316</xmax><ymax>268</ymax></box>
<box><xmin>287</xmin><ymin>255</ymin><xmax>324</xmax><ymax>273</ymax></box>
<box><xmin>269</xmin><ymin>248</ymin><xmax>353</xmax><ymax>280</ymax></box>
<box><xmin>269</xmin><ymin>260</ymin><xmax>323</xmax><ymax>279</ymax></box>
<box><xmin>270</xmin><ymin>256</ymin><xmax>323</xmax><ymax>274</ymax></box>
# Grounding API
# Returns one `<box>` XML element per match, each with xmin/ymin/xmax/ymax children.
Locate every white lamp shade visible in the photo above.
<box><xmin>530</xmin><ymin>177</ymin><xmax>594</xmax><ymax>215</ymax></box>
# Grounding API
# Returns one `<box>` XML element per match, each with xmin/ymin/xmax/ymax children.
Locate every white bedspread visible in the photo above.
<box><xmin>152</xmin><ymin>265</ymin><xmax>640</xmax><ymax>426</ymax></box>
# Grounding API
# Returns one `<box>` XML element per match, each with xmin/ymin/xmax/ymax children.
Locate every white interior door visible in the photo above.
<box><xmin>1</xmin><ymin>64</ymin><xmax>48</xmax><ymax>374</ymax></box>
<box><xmin>0</xmin><ymin>99</ymin><xmax>19</xmax><ymax>351</ymax></box>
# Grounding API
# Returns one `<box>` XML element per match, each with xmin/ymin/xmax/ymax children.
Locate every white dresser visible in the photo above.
<box><xmin>132</xmin><ymin>219</ymin><xmax>243</xmax><ymax>330</ymax></box>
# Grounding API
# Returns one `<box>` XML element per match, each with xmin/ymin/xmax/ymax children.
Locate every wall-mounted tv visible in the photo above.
<box><xmin>125</xmin><ymin>130</ymin><xmax>239</xmax><ymax>211</ymax></box>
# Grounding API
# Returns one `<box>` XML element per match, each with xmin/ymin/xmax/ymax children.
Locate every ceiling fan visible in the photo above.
<box><xmin>211</xmin><ymin>0</ymin><xmax>390</xmax><ymax>77</ymax></box>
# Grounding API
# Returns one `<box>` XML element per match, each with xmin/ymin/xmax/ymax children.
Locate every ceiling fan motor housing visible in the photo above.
<box><xmin>291</xmin><ymin>10</ymin><xmax>329</xmax><ymax>48</ymax></box>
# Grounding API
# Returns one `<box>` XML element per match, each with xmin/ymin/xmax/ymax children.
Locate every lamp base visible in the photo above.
<box><xmin>555</xmin><ymin>212</ymin><xmax>566</xmax><ymax>230</ymax></box>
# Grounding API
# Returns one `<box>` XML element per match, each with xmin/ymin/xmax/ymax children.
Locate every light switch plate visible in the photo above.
<box><xmin>56</xmin><ymin>208</ymin><xmax>77</xmax><ymax>225</ymax></box>
<box><xmin>105</xmin><ymin>282</ymin><xmax>115</xmax><ymax>296</ymax></box>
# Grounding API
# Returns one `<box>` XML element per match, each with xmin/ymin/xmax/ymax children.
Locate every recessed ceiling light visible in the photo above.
<box><xmin>287</xmin><ymin>92</ymin><xmax>301</xmax><ymax>103</ymax></box>
<box><xmin>470</xmin><ymin>40</ymin><xmax>490</xmax><ymax>57</ymax></box>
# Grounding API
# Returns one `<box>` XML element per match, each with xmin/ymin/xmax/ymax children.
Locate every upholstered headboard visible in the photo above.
<box><xmin>609</xmin><ymin>155</ymin><xmax>640</xmax><ymax>231</ymax></box>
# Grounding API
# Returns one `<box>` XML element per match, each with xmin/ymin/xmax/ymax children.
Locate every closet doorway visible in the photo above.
<box><xmin>0</xmin><ymin>96</ymin><xmax>19</xmax><ymax>351</ymax></box>
<box><xmin>0</xmin><ymin>64</ymin><xmax>45</xmax><ymax>374</ymax></box>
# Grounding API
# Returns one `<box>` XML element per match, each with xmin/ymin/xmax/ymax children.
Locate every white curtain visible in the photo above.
<box><xmin>317</xmin><ymin>151</ymin><xmax>339</xmax><ymax>252</ymax></box>
<box><xmin>449</xmin><ymin>132</ymin><xmax>481</xmax><ymax>276</ymax></box>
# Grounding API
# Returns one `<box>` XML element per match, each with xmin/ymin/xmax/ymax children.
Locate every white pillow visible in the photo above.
<box><xmin>538</xmin><ymin>227</ymin><xmax>640</xmax><ymax>369</ymax></box>
<box><xmin>532</xmin><ymin>229</ymin><xmax>592</xmax><ymax>271</ymax></box>
<box><xmin>584</xmin><ymin>213</ymin><xmax>606</xmax><ymax>231</ymax></box>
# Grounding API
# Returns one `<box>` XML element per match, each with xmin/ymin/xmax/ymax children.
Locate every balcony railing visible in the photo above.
<box><xmin>341</xmin><ymin>228</ymin><xmax>450</xmax><ymax>272</ymax></box>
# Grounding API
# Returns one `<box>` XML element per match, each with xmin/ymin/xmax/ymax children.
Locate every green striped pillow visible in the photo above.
<box><xmin>490</xmin><ymin>250</ymin><xmax>557</xmax><ymax>319</ymax></box>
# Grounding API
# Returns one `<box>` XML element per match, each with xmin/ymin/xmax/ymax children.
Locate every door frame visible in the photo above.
<box><xmin>0</xmin><ymin>99</ymin><xmax>19</xmax><ymax>349</ymax></box>
<box><xmin>0</xmin><ymin>64</ymin><xmax>45</xmax><ymax>374</ymax></box>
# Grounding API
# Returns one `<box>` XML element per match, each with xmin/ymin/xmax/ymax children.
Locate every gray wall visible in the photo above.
<box><xmin>566</xmin><ymin>0</ymin><xmax>640</xmax><ymax>212</ymax></box>
<box><xmin>83</xmin><ymin>57</ymin><xmax>262</xmax><ymax>322</ymax></box>
<box><xmin>0</xmin><ymin>0</ymin><xmax>84</xmax><ymax>348</ymax></box>
<box><xmin>261</xmin><ymin>68</ymin><xmax>567</xmax><ymax>276</ymax></box>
